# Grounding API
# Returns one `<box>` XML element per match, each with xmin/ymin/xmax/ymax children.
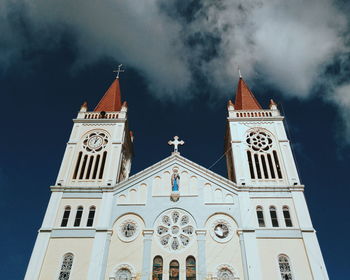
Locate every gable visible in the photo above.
<box><xmin>114</xmin><ymin>153</ymin><xmax>237</xmax><ymax>205</ymax></box>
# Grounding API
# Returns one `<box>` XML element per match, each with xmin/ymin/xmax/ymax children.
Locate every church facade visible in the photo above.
<box><xmin>25</xmin><ymin>76</ymin><xmax>329</xmax><ymax>280</ymax></box>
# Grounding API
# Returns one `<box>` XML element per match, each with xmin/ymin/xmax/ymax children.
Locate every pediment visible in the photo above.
<box><xmin>114</xmin><ymin>153</ymin><xmax>238</xmax><ymax>205</ymax></box>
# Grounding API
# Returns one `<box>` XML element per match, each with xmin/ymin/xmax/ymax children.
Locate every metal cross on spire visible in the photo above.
<box><xmin>168</xmin><ymin>136</ymin><xmax>185</xmax><ymax>153</ymax></box>
<box><xmin>113</xmin><ymin>64</ymin><xmax>125</xmax><ymax>79</ymax></box>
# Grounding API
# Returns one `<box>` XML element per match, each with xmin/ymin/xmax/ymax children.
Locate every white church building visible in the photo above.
<box><xmin>25</xmin><ymin>75</ymin><xmax>329</xmax><ymax>280</ymax></box>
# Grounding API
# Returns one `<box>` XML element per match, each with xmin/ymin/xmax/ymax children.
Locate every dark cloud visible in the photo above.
<box><xmin>1</xmin><ymin>0</ymin><xmax>350</xmax><ymax>141</ymax></box>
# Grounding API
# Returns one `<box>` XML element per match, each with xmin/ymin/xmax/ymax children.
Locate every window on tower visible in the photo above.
<box><xmin>256</xmin><ymin>206</ymin><xmax>265</xmax><ymax>227</ymax></box>
<box><xmin>61</xmin><ymin>206</ymin><xmax>71</xmax><ymax>227</ymax></box>
<box><xmin>74</xmin><ymin>206</ymin><xmax>83</xmax><ymax>227</ymax></box>
<box><xmin>283</xmin><ymin>206</ymin><xmax>293</xmax><ymax>227</ymax></box>
<box><xmin>86</xmin><ymin>206</ymin><xmax>96</xmax><ymax>227</ymax></box>
<box><xmin>278</xmin><ymin>255</ymin><xmax>293</xmax><ymax>280</ymax></box>
<box><xmin>270</xmin><ymin>206</ymin><xmax>279</xmax><ymax>227</ymax></box>
<box><xmin>58</xmin><ymin>253</ymin><xmax>73</xmax><ymax>280</ymax></box>
<box><xmin>246</xmin><ymin>129</ymin><xmax>284</xmax><ymax>181</ymax></box>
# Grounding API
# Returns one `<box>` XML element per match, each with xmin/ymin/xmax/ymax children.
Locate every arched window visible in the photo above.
<box><xmin>61</xmin><ymin>206</ymin><xmax>71</xmax><ymax>227</ymax></box>
<box><xmin>169</xmin><ymin>260</ymin><xmax>179</xmax><ymax>280</ymax></box>
<box><xmin>74</xmin><ymin>206</ymin><xmax>83</xmax><ymax>227</ymax></box>
<box><xmin>283</xmin><ymin>206</ymin><xmax>293</xmax><ymax>227</ymax></box>
<box><xmin>270</xmin><ymin>206</ymin><xmax>279</xmax><ymax>227</ymax></box>
<box><xmin>152</xmin><ymin>256</ymin><xmax>163</xmax><ymax>280</ymax></box>
<box><xmin>186</xmin><ymin>256</ymin><xmax>196</xmax><ymax>280</ymax></box>
<box><xmin>256</xmin><ymin>206</ymin><xmax>265</xmax><ymax>227</ymax></box>
<box><xmin>86</xmin><ymin>206</ymin><xmax>96</xmax><ymax>227</ymax></box>
<box><xmin>58</xmin><ymin>253</ymin><xmax>73</xmax><ymax>280</ymax></box>
<box><xmin>217</xmin><ymin>268</ymin><xmax>234</xmax><ymax>280</ymax></box>
<box><xmin>278</xmin><ymin>255</ymin><xmax>293</xmax><ymax>280</ymax></box>
<box><xmin>115</xmin><ymin>268</ymin><xmax>132</xmax><ymax>280</ymax></box>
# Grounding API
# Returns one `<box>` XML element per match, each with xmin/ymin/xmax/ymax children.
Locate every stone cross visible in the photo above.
<box><xmin>113</xmin><ymin>64</ymin><xmax>125</xmax><ymax>79</ymax></box>
<box><xmin>168</xmin><ymin>136</ymin><xmax>185</xmax><ymax>153</ymax></box>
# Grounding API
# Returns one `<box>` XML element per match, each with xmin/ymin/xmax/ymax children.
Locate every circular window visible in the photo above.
<box><xmin>246</xmin><ymin>130</ymin><xmax>272</xmax><ymax>152</ymax></box>
<box><xmin>82</xmin><ymin>131</ymin><xmax>108</xmax><ymax>153</ymax></box>
<box><xmin>155</xmin><ymin>209</ymin><xmax>195</xmax><ymax>252</ymax></box>
<box><xmin>117</xmin><ymin>219</ymin><xmax>139</xmax><ymax>242</ymax></box>
<box><xmin>209</xmin><ymin>215</ymin><xmax>235</xmax><ymax>243</ymax></box>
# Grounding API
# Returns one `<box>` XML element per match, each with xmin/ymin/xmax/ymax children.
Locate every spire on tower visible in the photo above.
<box><xmin>234</xmin><ymin>77</ymin><xmax>262</xmax><ymax>110</ymax></box>
<box><xmin>94</xmin><ymin>78</ymin><xmax>122</xmax><ymax>112</ymax></box>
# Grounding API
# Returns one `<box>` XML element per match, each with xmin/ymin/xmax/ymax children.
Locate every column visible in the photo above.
<box><xmin>87</xmin><ymin>192</ymin><xmax>114</xmax><ymax>280</ymax></box>
<box><xmin>196</xmin><ymin>230</ymin><xmax>207</xmax><ymax>280</ymax></box>
<box><xmin>141</xmin><ymin>230</ymin><xmax>154</xmax><ymax>280</ymax></box>
<box><xmin>24</xmin><ymin>191</ymin><xmax>63</xmax><ymax>280</ymax></box>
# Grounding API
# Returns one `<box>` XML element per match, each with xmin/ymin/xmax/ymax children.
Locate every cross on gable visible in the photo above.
<box><xmin>168</xmin><ymin>136</ymin><xmax>185</xmax><ymax>153</ymax></box>
<box><xmin>113</xmin><ymin>64</ymin><xmax>125</xmax><ymax>79</ymax></box>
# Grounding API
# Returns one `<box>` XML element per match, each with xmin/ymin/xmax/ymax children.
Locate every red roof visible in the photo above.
<box><xmin>234</xmin><ymin>78</ymin><xmax>262</xmax><ymax>110</ymax></box>
<box><xmin>94</xmin><ymin>78</ymin><xmax>122</xmax><ymax>112</ymax></box>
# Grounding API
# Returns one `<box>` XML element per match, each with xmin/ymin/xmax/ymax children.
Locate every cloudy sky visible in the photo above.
<box><xmin>1</xmin><ymin>0</ymin><xmax>349</xmax><ymax>278</ymax></box>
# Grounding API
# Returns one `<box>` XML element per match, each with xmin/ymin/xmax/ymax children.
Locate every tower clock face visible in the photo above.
<box><xmin>87</xmin><ymin>135</ymin><xmax>103</xmax><ymax>149</ymax></box>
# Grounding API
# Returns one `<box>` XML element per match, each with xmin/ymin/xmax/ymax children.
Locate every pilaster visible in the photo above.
<box><xmin>141</xmin><ymin>230</ymin><xmax>154</xmax><ymax>280</ymax></box>
<box><xmin>196</xmin><ymin>230</ymin><xmax>207</xmax><ymax>280</ymax></box>
<box><xmin>24</xmin><ymin>191</ymin><xmax>63</xmax><ymax>279</ymax></box>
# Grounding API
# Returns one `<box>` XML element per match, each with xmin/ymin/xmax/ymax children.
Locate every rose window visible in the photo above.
<box><xmin>155</xmin><ymin>209</ymin><xmax>195</xmax><ymax>252</ymax></box>
<box><xmin>246</xmin><ymin>130</ymin><xmax>272</xmax><ymax>152</ymax></box>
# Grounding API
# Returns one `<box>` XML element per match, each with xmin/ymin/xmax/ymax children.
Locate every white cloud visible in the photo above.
<box><xmin>1</xmin><ymin>0</ymin><xmax>350</xmax><ymax>141</ymax></box>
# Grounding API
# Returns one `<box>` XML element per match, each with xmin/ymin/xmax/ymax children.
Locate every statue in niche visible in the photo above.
<box><xmin>170</xmin><ymin>168</ymin><xmax>180</xmax><ymax>202</ymax></box>
<box><xmin>171</xmin><ymin>169</ymin><xmax>180</xmax><ymax>192</ymax></box>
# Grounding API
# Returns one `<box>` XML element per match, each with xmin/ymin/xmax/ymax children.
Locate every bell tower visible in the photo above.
<box><xmin>55</xmin><ymin>77</ymin><xmax>133</xmax><ymax>188</ymax></box>
<box><xmin>225</xmin><ymin>77</ymin><xmax>300</xmax><ymax>187</ymax></box>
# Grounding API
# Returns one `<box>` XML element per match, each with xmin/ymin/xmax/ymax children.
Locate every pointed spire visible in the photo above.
<box><xmin>94</xmin><ymin>78</ymin><xmax>122</xmax><ymax>112</ymax></box>
<box><xmin>234</xmin><ymin>78</ymin><xmax>262</xmax><ymax>110</ymax></box>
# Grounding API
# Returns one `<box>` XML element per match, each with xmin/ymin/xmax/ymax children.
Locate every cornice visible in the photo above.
<box><xmin>73</xmin><ymin>118</ymin><xmax>126</xmax><ymax>124</ymax></box>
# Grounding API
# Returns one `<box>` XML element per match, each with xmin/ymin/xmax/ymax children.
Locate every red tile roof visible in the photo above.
<box><xmin>94</xmin><ymin>78</ymin><xmax>122</xmax><ymax>112</ymax></box>
<box><xmin>234</xmin><ymin>78</ymin><xmax>262</xmax><ymax>110</ymax></box>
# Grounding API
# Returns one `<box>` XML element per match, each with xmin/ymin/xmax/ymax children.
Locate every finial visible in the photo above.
<box><xmin>113</xmin><ymin>64</ymin><xmax>125</xmax><ymax>79</ymax></box>
<box><xmin>238</xmin><ymin>67</ymin><xmax>242</xmax><ymax>79</ymax></box>
<box><xmin>168</xmin><ymin>136</ymin><xmax>185</xmax><ymax>154</ymax></box>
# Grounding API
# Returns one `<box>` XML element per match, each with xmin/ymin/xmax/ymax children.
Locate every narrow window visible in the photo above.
<box><xmin>279</xmin><ymin>255</ymin><xmax>293</xmax><ymax>280</ymax></box>
<box><xmin>79</xmin><ymin>155</ymin><xmax>88</xmax><ymax>179</ymax></box>
<box><xmin>267</xmin><ymin>154</ymin><xmax>276</xmax><ymax>178</ymax></box>
<box><xmin>92</xmin><ymin>155</ymin><xmax>100</xmax><ymax>179</ymax></box>
<box><xmin>152</xmin><ymin>256</ymin><xmax>163</xmax><ymax>280</ymax></box>
<box><xmin>58</xmin><ymin>253</ymin><xmax>73</xmax><ymax>280</ymax></box>
<box><xmin>270</xmin><ymin>206</ymin><xmax>279</xmax><ymax>227</ymax></box>
<box><xmin>73</xmin><ymin>152</ymin><xmax>82</xmax><ymax>179</ymax></box>
<box><xmin>85</xmin><ymin>156</ymin><xmax>94</xmax><ymax>179</ymax></box>
<box><xmin>256</xmin><ymin>206</ymin><xmax>265</xmax><ymax>227</ymax></box>
<box><xmin>247</xmin><ymin>151</ymin><xmax>255</xmax><ymax>179</ymax></box>
<box><xmin>186</xmin><ymin>256</ymin><xmax>196</xmax><ymax>280</ymax></box>
<box><xmin>283</xmin><ymin>206</ymin><xmax>293</xmax><ymax>227</ymax></box>
<box><xmin>169</xmin><ymin>260</ymin><xmax>179</xmax><ymax>280</ymax></box>
<box><xmin>261</xmin><ymin>155</ymin><xmax>269</xmax><ymax>178</ymax></box>
<box><xmin>99</xmin><ymin>151</ymin><xmax>107</xmax><ymax>179</ymax></box>
<box><xmin>61</xmin><ymin>206</ymin><xmax>71</xmax><ymax>227</ymax></box>
<box><xmin>273</xmin><ymin>151</ymin><xmax>283</xmax><ymax>179</ymax></box>
<box><xmin>254</xmin><ymin>154</ymin><xmax>262</xmax><ymax>179</ymax></box>
<box><xmin>74</xmin><ymin>206</ymin><xmax>83</xmax><ymax>227</ymax></box>
<box><xmin>86</xmin><ymin>206</ymin><xmax>96</xmax><ymax>227</ymax></box>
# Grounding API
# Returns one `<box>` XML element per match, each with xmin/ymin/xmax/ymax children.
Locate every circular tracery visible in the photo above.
<box><xmin>246</xmin><ymin>130</ymin><xmax>273</xmax><ymax>152</ymax></box>
<box><xmin>155</xmin><ymin>209</ymin><xmax>195</xmax><ymax>252</ymax></box>
<box><xmin>83</xmin><ymin>131</ymin><xmax>108</xmax><ymax>152</ymax></box>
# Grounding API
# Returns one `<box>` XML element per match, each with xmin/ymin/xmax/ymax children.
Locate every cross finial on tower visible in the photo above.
<box><xmin>168</xmin><ymin>136</ymin><xmax>185</xmax><ymax>154</ymax></box>
<box><xmin>113</xmin><ymin>64</ymin><xmax>125</xmax><ymax>79</ymax></box>
<box><xmin>238</xmin><ymin>67</ymin><xmax>242</xmax><ymax>78</ymax></box>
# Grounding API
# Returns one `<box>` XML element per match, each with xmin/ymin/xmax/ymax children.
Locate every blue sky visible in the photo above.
<box><xmin>1</xmin><ymin>0</ymin><xmax>350</xmax><ymax>279</ymax></box>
